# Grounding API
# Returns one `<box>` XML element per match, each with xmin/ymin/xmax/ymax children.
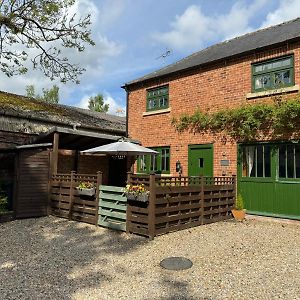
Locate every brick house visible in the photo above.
<box><xmin>123</xmin><ymin>18</ymin><xmax>300</xmax><ymax>220</ymax></box>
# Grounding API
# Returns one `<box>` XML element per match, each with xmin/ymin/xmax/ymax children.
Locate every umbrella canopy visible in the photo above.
<box><xmin>82</xmin><ymin>139</ymin><xmax>158</xmax><ymax>156</ymax></box>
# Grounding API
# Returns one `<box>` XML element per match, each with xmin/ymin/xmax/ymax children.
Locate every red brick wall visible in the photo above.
<box><xmin>127</xmin><ymin>42</ymin><xmax>300</xmax><ymax>176</ymax></box>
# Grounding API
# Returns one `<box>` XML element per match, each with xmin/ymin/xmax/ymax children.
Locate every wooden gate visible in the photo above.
<box><xmin>98</xmin><ymin>185</ymin><xmax>127</xmax><ymax>231</ymax></box>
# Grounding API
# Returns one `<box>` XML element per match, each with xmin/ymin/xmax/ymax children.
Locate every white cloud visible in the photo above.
<box><xmin>153</xmin><ymin>0</ymin><xmax>269</xmax><ymax>51</ymax></box>
<box><xmin>261</xmin><ymin>0</ymin><xmax>300</xmax><ymax>27</ymax></box>
<box><xmin>0</xmin><ymin>0</ymin><xmax>124</xmax><ymax>102</ymax></box>
<box><xmin>75</xmin><ymin>91</ymin><xmax>126</xmax><ymax>116</ymax></box>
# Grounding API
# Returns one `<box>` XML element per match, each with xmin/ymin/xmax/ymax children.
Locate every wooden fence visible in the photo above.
<box><xmin>126</xmin><ymin>173</ymin><xmax>236</xmax><ymax>239</ymax></box>
<box><xmin>50</xmin><ymin>172</ymin><xmax>236</xmax><ymax>240</ymax></box>
<box><xmin>50</xmin><ymin>172</ymin><xmax>102</xmax><ymax>225</ymax></box>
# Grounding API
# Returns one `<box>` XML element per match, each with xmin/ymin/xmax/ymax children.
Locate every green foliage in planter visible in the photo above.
<box><xmin>172</xmin><ymin>96</ymin><xmax>300</xmax><ymax>140</ymax></box>
<box><xmin>235</xmin><ymin>194</ymin><xmax>244</xmax><ymax>211</ymax></box>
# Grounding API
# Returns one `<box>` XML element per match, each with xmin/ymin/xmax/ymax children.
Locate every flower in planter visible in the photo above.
<box><xmin>123</xmin><ymin>184</ymin><xmax>149</xmax><ymax>196</ymax></box>
<box><xmin>123</xmin><ymin>184</ymin><xmax>150</xmax><ymax>202</ymax></box>
<box><xmin>77</xmin><ymin>181</ymin><xmax>95</xmax><ymax>190</ymax></box>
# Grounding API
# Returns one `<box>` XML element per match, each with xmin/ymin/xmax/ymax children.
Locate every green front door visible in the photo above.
<box><xmin>188</xmin><ymin>144</ymin><xmax>213</xmax><ymax>177</ymax></box>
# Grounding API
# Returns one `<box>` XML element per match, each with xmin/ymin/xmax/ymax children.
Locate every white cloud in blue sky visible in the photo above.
<box><xmin>0</xmin><ymin>0</ymin><xmax>300</xmax><ymax>115</ymax></box>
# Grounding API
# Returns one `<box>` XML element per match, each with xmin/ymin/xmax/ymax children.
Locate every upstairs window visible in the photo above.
<box><xmin>146</xmin><ymin>85</ymin><xmax>169</xmax><ymax>111</ymax></box>
<box><xmin>252</xmin><ymin>55</ymin><xmax>294</xmax><ymax>92</ymax></box>
<box><xmin>137</xmin><ymin>146</ymin><xmax>170</xmax><ymax>174</ymax></box>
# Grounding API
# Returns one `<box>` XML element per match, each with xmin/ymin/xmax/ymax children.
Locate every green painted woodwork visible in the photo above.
<box><xmin>238</xmin><ymin>143</ymin><xmax>300</xmax><ymax>220</ymax></box>
<box><xmin>188</xmin><ymin>144</ymin><xmax>213</xmax><ymax>177</ymax></box>
<box><xmin>251</xmin><ymin>55</ymin><xmax>294</xmax><ymax>92</ymax></box>
<box><xmin>146</xmin><ymin>85</ymin><xmax>169</xmax><ymax>111</ymax></box>
<box><xmin>137</xmin><ymin>146</ymin><xmax>170</xmax><ymax>174</ymax></box>
<box><xmin>98</xmin><ymin>185</ymin><xmax>127</xmax><ymax>231</ymax></box>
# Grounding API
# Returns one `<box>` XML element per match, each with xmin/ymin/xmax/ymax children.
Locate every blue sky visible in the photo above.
<box><xmin>1</xmin><ymin>0</ymin><xmax>300</xmax><ymax>115</ymax></box>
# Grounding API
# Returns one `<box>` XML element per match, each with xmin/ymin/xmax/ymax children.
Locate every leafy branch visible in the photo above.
<box><xmin>0</xmin><ymin>0</ymin><xmax>95</xmax><ymax>83</ymax></box>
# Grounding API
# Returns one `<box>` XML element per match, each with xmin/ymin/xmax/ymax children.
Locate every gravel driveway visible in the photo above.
<box><xmin>0</xmin><ymin>216</ymin><xmax>299</xmax><ymax>300</ymax></box>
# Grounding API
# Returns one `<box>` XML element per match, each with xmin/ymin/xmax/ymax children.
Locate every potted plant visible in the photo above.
<box><xmin>123</xmin><ymin>184</ymin><xmax>149</xmax><ymax>202</ymax></box>
<box><xmin>76</xmin><ymin>181</ymin><xmax>95</xmax><ymax>196</ymax></box>
<box><xmin>232</xmin><ymin>194</ymin><xmax>246</xmax><ymax>221</ymax></box>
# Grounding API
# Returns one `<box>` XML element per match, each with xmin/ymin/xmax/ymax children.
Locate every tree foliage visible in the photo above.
<box><xmin>26</xmin><ymin>84</ymin><xmax>59</xmax><ymax>103</ymax></box>
<box><xmin>88</xmin><ymin>94</ymin><xmax>109</xmax><ymax>113</ymax></box>
<box><xmin>172</xmin><ymin>95</ymin><xmax>300</xmax><ymax>141</ymax></box>
<box><xmin>0</xmin><ymin>0</ymin><xmax>95</xmax><ymax>83</ymax></box>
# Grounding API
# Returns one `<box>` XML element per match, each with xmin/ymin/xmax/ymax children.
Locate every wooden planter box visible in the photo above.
<box><xmin>0</xmin><ymin>211</ymin><xmax>14</xmax><ymax>223</ymax></box>
<box><xmin>126</xmin><ymin>193</ymin><xmax>149</xmax><ymax>202</ymax></box>
<box><xmin>76</xmin><ymin>187</ymin><xmax>95</xmax><ymax>197</ymax></box>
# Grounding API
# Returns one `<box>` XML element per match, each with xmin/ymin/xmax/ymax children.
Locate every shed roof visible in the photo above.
<box><xmin>0</xmin><ymin>91</ymin><xmax>125</xmax><ymax>134</ymax></box>
<box><xmin>124</xmin><ymin>18</ymin><xmax>300</xmax><ymax>87</ymax></box>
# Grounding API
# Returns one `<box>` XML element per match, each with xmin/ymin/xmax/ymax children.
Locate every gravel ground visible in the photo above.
<box><xmin>0</xmin><ymin>216</ymin><xmax>299</xmax><ymax>300</ymax></box>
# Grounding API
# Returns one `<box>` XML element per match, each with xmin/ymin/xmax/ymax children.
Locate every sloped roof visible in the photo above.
<box><xmin>0</xmin><ymin>91</ymin><xmax>125</xmax><ymax>133</ymax></box>
<box><xmin>124</xmin><ymin>18</ymin><xmax>300</xmax><ymax>87</ymax></box>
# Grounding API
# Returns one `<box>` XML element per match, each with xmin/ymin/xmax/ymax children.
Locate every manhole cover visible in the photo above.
<box><xmin>160</xmin><ymin>257</ymin><xmax>193</xmax><ymax>270</ymax></box>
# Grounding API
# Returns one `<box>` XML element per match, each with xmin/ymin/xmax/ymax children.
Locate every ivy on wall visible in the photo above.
<box><xmin>172</xmin><ymin>96</ymin><xmax>300</xmax><ymax>141</ymax></box>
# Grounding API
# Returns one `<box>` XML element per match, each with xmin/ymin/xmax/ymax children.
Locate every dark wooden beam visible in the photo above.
<box><xmin>51</xmin><ymin>132</ymin><xmax>59</xmax><ymax>175</ymax></box>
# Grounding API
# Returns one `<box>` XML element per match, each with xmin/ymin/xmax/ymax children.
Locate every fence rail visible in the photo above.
<box><xmin>126</xmin><ymin>173</ymin><xmax>236</xmax><ymax>239</ymax></box>
<box><xmin>50</xmin><ymin>171</ymin><xmax>102</xmax><ymax>225</ymax></box>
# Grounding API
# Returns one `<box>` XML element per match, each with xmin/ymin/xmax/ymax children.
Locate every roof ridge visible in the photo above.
<box><xmin>0</xmin><ymin>90</ymin><xmax>124</xmax><ymax>121</ymax></box>
<box><xmin>125</xmin><ymin>17</ymin><xmax>300</xmax><ymax>86</ymax></box>
<box><xmin>158</xmin><ymin>17</ymin><xmax>300</xmax><ymax>72</ymax></box>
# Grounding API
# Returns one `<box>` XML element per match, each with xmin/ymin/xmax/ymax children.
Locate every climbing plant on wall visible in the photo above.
<box><xmin>171</xmin><ymin>95</ymin><xmax>300</xmax><ymax>141</ymax></box>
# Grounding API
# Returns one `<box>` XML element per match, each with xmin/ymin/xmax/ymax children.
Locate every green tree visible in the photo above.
<box><xmin>26</xmin><ymin>84</ymin><xmax>59</xmax><ymax>104</ymax></box>
<box><xmin>0</xmin><ymin>0</ymin><xmax>95</xmax><ymax>83</ymax></box>
<box><xmin>88</xmin><ymin>94</ymin><xmax>109</xmax><ymax>113</ymax></box>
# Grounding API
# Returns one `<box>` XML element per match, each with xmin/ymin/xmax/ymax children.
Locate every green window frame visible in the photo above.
<box><xmin>278</xmin><ymin>144</ymin><xmax>300</xmax><ymax>179</ymax></box>
<box><xmin>146</xmin><ymin>85</ymin><xmax>169</xmax><ymax>111</ymax></box>
<box><xmin>252</xmin><ymin>55</ymin><xmax>294</xmax><ymax>92</ymax></box>
<box><xmin>137</xmin><ymin>146</ymin><xmax>170</xmax><ymax>174</ymax></box>
<box><xmin>241</xmin><ymin>144</ymin><xmax>271</xmax><ymax>178</ymax></box>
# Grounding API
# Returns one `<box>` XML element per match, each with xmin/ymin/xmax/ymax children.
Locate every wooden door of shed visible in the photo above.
<box><xmin>14</xmin><ymin>148</ymin><xmax>50</xmax><ymax>218</ymax></box>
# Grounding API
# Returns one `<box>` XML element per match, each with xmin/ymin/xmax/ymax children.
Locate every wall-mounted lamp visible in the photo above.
<box><xmin>176</xmin><ymin>160</ymin><xmax>182</xmax><ymax>175</ymax></box>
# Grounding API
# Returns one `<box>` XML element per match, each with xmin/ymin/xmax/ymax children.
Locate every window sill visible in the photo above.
<box><xmin>143</xmin><ymin>108</ymin><xmax>171</xmax><ymax>116</ymax></box>
<box><xmin>246</xmin><ymin>85</ymin><xmax>299</xmax><ymax>99</ymax></box>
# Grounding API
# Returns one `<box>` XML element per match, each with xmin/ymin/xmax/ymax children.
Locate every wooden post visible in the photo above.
<box><xmin>12</xmin><ymin>153</ymin><xmax>19</xmax><ymax>219</ymax></box>
<box><xmin>68</xmin><ymin>171</ymin><xmax>75</xmax><ymax>220</ymax></box>
<box><xmin>126</xmin><ymin>172</ymin><xmax>133</xmax><ymax>234</ymax></box>
<box><xmin>51</xmin><ymin>132</ymin><xmax>59</xmax><ymax>175</ymax></box>
<box><xmin>95</xmin><ymin>171</ymin><xmax>102</xmax><ymax>226</ymax></box>
<box><xmin>232</xmin><ymin>174</ymin><xmax>237</xmax><ymax>206</ymax></box>
<box><xmin>74</xmin><ymin>150</ymin><xmax>80</xmax><ymax>173</ymax></box>
<box><xmin>200</xmin><ymin>176</ymin><xmax>204</xmax><ymax>225</ymax></box>
<box><xmin>148</xmin><ymin>173</ymin><xmax>156</xmax><ymax>240</ymax></box>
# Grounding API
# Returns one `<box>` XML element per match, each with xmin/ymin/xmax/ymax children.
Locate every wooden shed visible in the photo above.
<box><xmin>0</xmin><ymin>90</ymin><xmax>128</xmax><ymax>219</ymax></box>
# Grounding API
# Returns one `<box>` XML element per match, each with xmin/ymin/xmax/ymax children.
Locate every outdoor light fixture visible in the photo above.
<box><xmin>176</xmin><ymin>160</ymin><xmax>182</xmax><ymax>174</ymax></box>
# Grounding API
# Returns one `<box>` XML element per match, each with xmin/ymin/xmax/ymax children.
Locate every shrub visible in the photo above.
<box><xmin>235</xmin><ymin>194</ymin><xmax>244</xmax><ymax>210</ymax></box>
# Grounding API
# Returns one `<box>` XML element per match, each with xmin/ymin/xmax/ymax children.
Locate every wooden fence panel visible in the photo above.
<box><xmin>50</xmin><ymin>173</ymin><xmax>100</xmax><ymax>225</ymax></box>
<box><xmin>98</xmin><ymin>185</ymin><xmax>127</xmax><ymax>231</ymax></box>
<box><xmin>126</xmin><ymin>175</ymin><xmax>236</xmax><ymax>238</ymax></box>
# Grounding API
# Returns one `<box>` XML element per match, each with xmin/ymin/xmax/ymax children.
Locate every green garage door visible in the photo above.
<box><xmin>238</xmin><ymin>143</ymin><xmax>300</xmax><ymax>220</ymax></box>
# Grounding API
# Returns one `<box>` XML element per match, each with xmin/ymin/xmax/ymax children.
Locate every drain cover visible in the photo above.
<box><xmin>160</xmin><ymin>257</ymin><xmax>193</xmax><ymax>270</ymax></box>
